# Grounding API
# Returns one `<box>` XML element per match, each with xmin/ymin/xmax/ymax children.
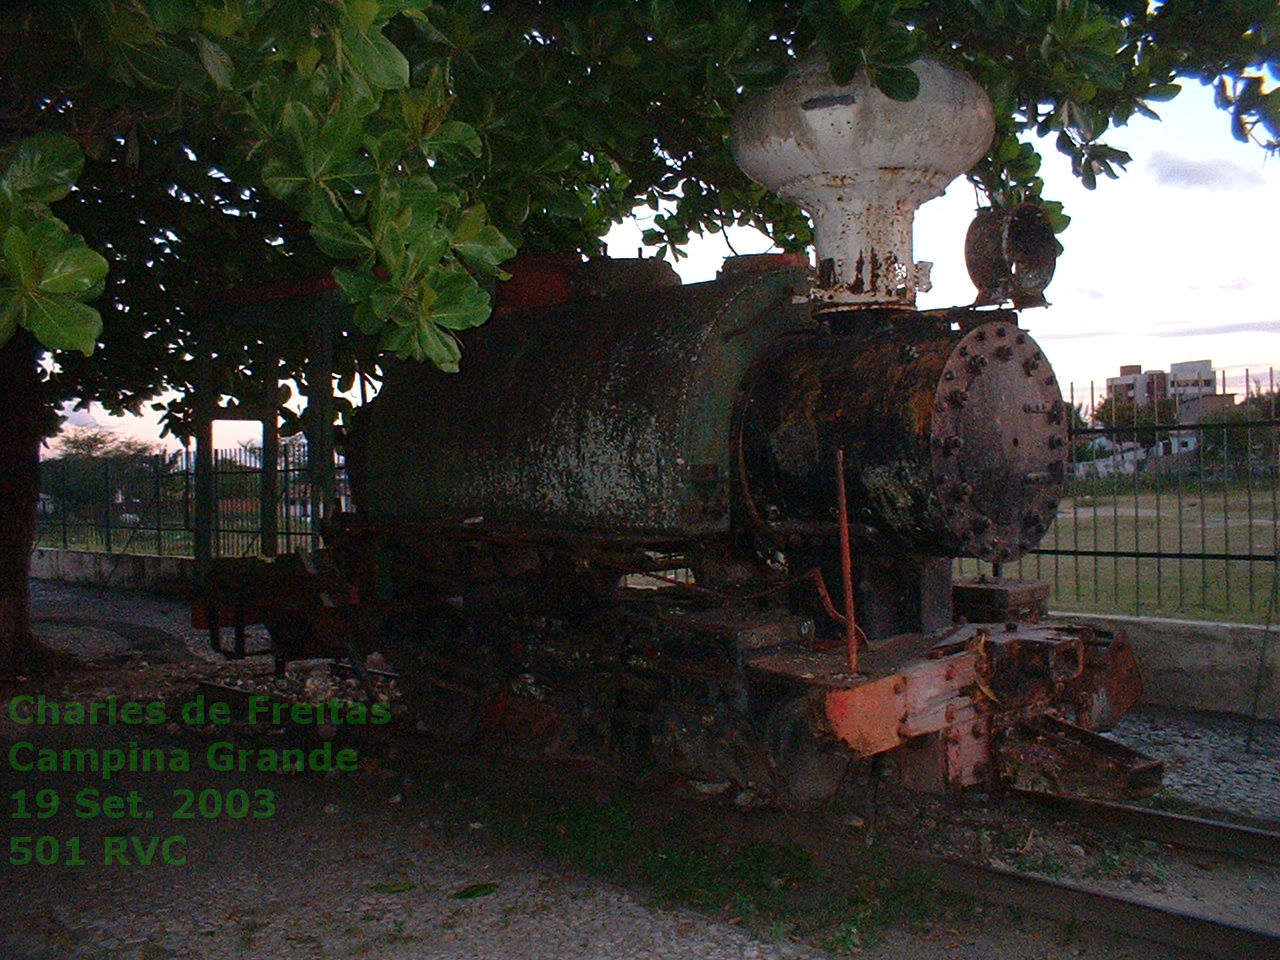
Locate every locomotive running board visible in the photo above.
<box><xmin>746</xmin><ymin>622</ymin><xmax>1154</xmax><ymax>796</ymax></box>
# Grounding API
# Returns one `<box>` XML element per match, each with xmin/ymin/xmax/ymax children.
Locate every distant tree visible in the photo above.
<box><xmin>1066</xmin><ymin>401</ymin><xmax>1102</xmax><ymax>462</ymax></box>
<box><xmin>1093</xmin><ymin>396</ymin><xmax>1179</xmax><ymax>448</ymax></box>
<box><xmin>1202</xmin><ymin>403</ymin><xmax>1277</xmax><ymax>466</ymax></box>
<box><xmin>40</xmin><ymin>428</ymin><xmax>167</xmax><ymax>510</ymax></box>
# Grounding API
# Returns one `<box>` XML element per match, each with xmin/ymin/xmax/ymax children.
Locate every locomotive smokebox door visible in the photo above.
<box><xmin>930</xmin><ymin>322</ymin><xmax>1066</xmax><ymax>564</ymax></box>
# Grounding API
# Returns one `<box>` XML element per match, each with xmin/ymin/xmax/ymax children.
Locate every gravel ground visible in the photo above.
<box><xmin>1110</xmin><ymin>707</ymin><xmax>1280</xmax><ymax>823</ymax></box>
<box><xmin>4</xmin><ymin>579</ymin><xmax>1276</xmax><ymax>960</ymax></box>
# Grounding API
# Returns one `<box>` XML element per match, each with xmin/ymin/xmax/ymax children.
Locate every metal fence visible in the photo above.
<box><xmin>35</xmin><ymin>443</ymin><xmax>350</xmax><ymax>559</ymax></box>
<box><xmin>958</xmin><ymin>411</ymin><xmax>1279</xmax><ymax>625</ymax></box>
<box><xmin>36</xmin><ymin>406</ymin><xmax>1280</xmax><ymax>625</ymax></box>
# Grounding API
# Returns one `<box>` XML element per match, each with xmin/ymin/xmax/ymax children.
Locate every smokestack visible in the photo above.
<box><xmin>731</xmin><ymin>52</ymin><xmax>994</xmax><ymax>309</ymax></box>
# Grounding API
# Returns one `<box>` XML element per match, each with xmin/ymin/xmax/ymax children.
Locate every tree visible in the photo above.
<box><xmin>1093</xmin><ymin>395</ymin><xmax>1180</xmax><ymax>448</ymax></box>
<box><xmin>1</xmin><ymin>1</ymin><xmax>1277</xmax><ymax>675</ymax></box>
<box><xmin>1201</xmin><ymin>403</ymin><xmax>1278</xmax><ymax>468</ymax></box>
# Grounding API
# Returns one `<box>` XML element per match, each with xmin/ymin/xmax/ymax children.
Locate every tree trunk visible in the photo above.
<box><xmin>0</xmin><ymin>331</ymin><xmax>43</xmax><ymax>677</ymax></box>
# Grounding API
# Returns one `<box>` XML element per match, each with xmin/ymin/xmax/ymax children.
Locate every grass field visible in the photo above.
<box><xmin>960</xmin><ymin>485</ymin><xmax>1280</xmax><ymax>625</ymax></box>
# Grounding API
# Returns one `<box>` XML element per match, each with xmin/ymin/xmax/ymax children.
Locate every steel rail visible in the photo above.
<box><xmin>1015</xmin><ymin>789</ymin><xmax>1280</xmax><ymax>866</ymax></box>
<box><xmin>884</xmin><ymin>843</ymin><xmax>1280</xmax><ymax>960</ymax></box>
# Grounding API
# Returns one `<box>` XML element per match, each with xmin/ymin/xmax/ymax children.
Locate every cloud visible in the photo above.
<box><xmin>1151</xmin><ymin>319</ymin><xmax>1280</xmax><ymax>338</ymax></box>
<box><xmin>1036</xmin><ymin>329</ymin><xmax>1117</xmax><ymax>340</ymax></box>
<box><xmin>1217</xmin><ymin>277</ymin><xmax>1253</xmax><ymax>291</ymax></box>
<box><xmin>1146</xmin><ymin>150</ymin><xmax>1265</xmax><ymax>190</ymax></box>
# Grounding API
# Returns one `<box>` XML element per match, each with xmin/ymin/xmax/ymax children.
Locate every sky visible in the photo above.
<box><xmin>63</xmin><ymin>79</ymin><xmax>1279</xmax><ymax>450</ymax></box>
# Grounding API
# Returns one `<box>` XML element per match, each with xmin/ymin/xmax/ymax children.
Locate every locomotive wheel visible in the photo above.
<box><xmin>764</xmin><ymin>695</ymin><xmax>852</xmax><ymax>807</ymax></box>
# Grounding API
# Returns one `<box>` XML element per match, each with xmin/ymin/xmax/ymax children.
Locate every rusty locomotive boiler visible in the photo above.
<box><xmin>336</xmin><ymin>53</ymin><xmax>1158</xmax><ymax>803</ymax></box>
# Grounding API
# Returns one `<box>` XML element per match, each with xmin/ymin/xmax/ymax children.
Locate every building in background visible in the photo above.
<box><xmin>1106</xmin><ymin>364</ymin><xmax>1168</xmax><ymax>406</ymax></box>
<box><xmin>1168</xmin><ymin>360</ymin><xmax>1216</xmax><ymax>401</ymax></box>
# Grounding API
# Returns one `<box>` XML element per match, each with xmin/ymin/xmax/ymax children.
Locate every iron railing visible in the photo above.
<box><xmin>36</xmin><ymin>409</ymin><xmax>1279</xmax><ymax>625</ymax></box>
<box><xmin>959</xmin><ymin>412</ymin><xmax>1279</xmax><ymax>625</ymax></box>
<box><xmin>35</xmin><ymin>443</ymin><xmax>350</xmax><ymax>560</ymax></box>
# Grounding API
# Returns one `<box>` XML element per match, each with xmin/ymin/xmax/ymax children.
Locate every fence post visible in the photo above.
<box><xmin>102</xmin><ymin>459</ymin><xmax>113</xmax><ymax>553</ymax></box>
<box><xmin>153</xmin><ymin>454</ymin><xmax>163</xmax><ymax>557</ymax></box>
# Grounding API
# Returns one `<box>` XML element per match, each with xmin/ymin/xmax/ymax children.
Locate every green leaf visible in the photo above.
<box><xmin>21</xmin><ymin>293</ymin><xmax>102</xmax><ymax>354</ymax></box>
<box><xmin>0</xmin><ymin>299</ymin><xmax>18</xmax><ymax>346</ymax></box>
<box><xmin>3</xmin><ymin>226</ymin><xmax>35</xmax><ymax>291</ymax></box>
<box><xmin>311</xmin><ymin>218</ymin><xmax>374</xmax><ymax>260</ymax></box>
<box><xmin>415</xmin><ymin>322</ymin><xmax>461</xmax><ymax>371</ymax></box>
<box><xmin>449</xmin><ymin>881</ymin><xmax>498</xmax><ymax>900</ymax></box>
<box><xmin>453</xmin><ymin>225</ymin><xmax>516</xmax><ymax>278</ymax></box>
<box><xmin>196</xmin><ymin>34</ymin><xmax>235</xmax><ymax>89</ymax></box>
<box><xmin>425</xmin><ymin>268</ymin><xmax>492</xmax><ymax>330</ymax></box>
<box><xmin>426</xmin><ymin>121</ymin><xmax>482</xmax><ymax>158</ymax></box>
<box><xmin>116</xmin><ymin>35</ymin><xmax>208</xmax><ymax>91</ymax></box>
<box><xmin>873</xmin><ymin>66</ymin><xmax>919</xmax><ymax>102</ymax></box>
<box><xmin>453</xmin><ymin>203</ymin><xmax>487</xmax><ymax>243</ymax></box>
<box><xmin>1144</xmin><ymin>83</ymin><xmax>1181</xmax><ymax>103</ymax></box>
<box><xmin>38</xmin><ymin>246</ymin><xmax>109</xmax><ymax>295</ymax></box>
<box><xmin>2</xmin><ymin>133</ymin><xmax>85</xmax><ymax>204</ymax></box>
<box><xmin>341</xmin><ymin>17</ymin><xmax>410</xmax><ymax>90</ymax></box>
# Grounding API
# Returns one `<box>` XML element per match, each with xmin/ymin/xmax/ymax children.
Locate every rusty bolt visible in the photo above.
<box><xmin>971</xmin><ymin>722</ymin><xmax>986</xmax><ymax>739</ymax></box>
<box><xmin>1048</xmin><ymin>435</ymin><xmax>1065</xmax><ymax>449</ymax></box>
<box><xmin>943</xmin><ymin>369</ymin><xmax>955</xmax><ymax>381</ymax></box>
<box><xmin>943</xmin><ymin>436</ymin><xmax>964</xmax><ymax>455</ymax></box>
<box><xmin>994</xmin><ymin>345</ymin><xmax>1013</xmax><ymax>362</ymax></box>
<box><xmin>996</xmin><ymin>326</ymin><xmax>1007</xmax><ymax>338</ymax></box>
<box><xmin>959</xmin><ymin>345</ymin><xmax>969</xmax><ymax>357</ymax></box>
<box><xmin>1023</xmin><ymin>357</ymin><xmax>1041</xmax><ymax>376</ymax></box>
<box><xmin>1015</xmin><ymin>334</ymin><xmax>1026</xmax><ymax>345</ymax></box>
<box><xmin>893</xmin><ymin>678</ymin><xmax>906</xmax><ymax>695</ymax></box>
<box><xmin>968</xmin><ymin>354</ymin><xmax>988</xmax><ymax>375</ymax></box>
<box><xmin>949</xmin><ymin>389</ymin><xmax>970</xmax><ymax>409</ymax></box>
<box><xmin>976</xmin><ymin>330</ymin><xmax>987</xmax><ymax>341</ymax></box>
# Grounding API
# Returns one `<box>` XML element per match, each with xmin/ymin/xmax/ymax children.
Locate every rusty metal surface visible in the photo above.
<box><xmin>952</xmin><ymin>575</ymin><xmax>1050</xmax><ymax>622</ymax></box>
<box><xmin>735</xmin><ymin>318</ymin><xmax>1065</xmax><ymax>562</ymax></box>
<box><xmin>351</xmin><ymin>267</ymin><xmax>812</xmax><ymax>537</ymax></box>
<box><xmin>1057</xmin><ymin>629</ymin><xmax>1144</xmax><ymax>730</ymax></box>
<box><xmin>996</xmin><ymin>714</ymin><xmax>1164</xmax><ymax>799</ymax></box>
<box><xmin>964</xmin><ymin>203</ymin><xmax>1059</xmax><ymax>308</ymax></box>
<box><xmin>929</xmin><ymin>321</ymin><xmax>1066</xmax><ymax>562</ymax></box>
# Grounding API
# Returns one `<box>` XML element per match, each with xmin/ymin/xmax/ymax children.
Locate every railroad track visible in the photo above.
<box><xmin>1016</xmin><ymin>789</ymin><xmax>1280</xmax><ymax>867</ymax></box>
<box><xmin>878</xmin><ymin>791</ymin><xmax>1280</xmax><ymax>959</ymax></box>
<box><xmin>884</xmin><ymin>843</ymin><xmax>1280</xmax><ymax>960</ymax></box>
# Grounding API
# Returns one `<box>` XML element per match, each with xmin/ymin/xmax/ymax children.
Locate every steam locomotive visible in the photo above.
<box><xmin>332</xmin><ymin>54</ymin><xmax>1157</xmax><ymax>804</ymax></box>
